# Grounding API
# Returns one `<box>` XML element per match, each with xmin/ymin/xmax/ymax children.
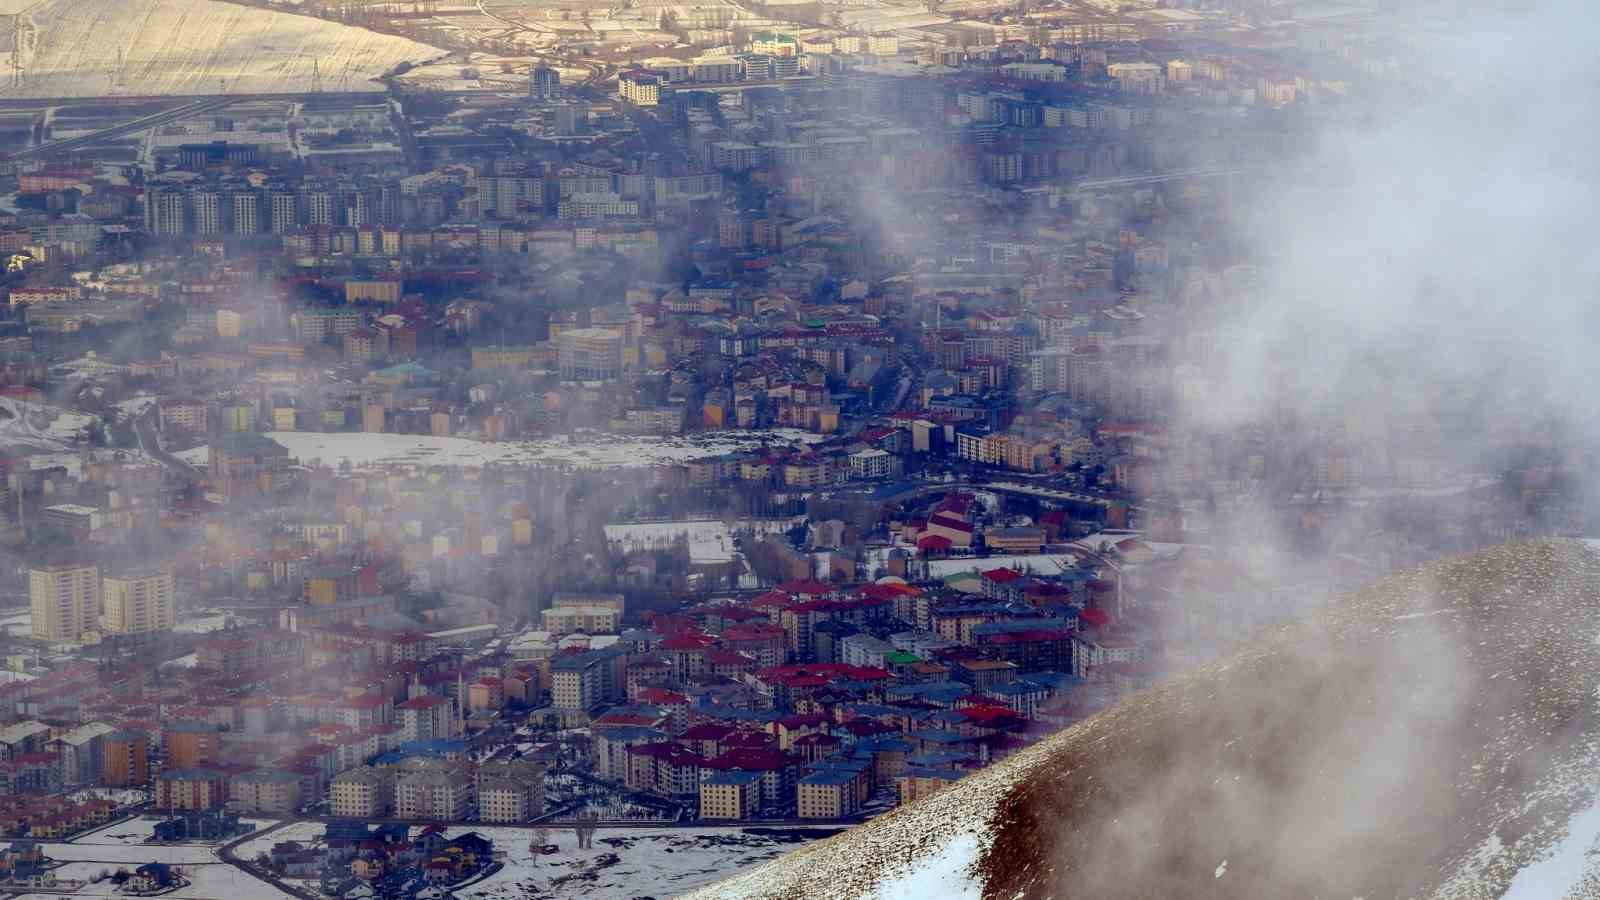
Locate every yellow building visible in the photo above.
<box><xmin>29</xmin><ymin>564</ymin><xmax>100</xmax><ymax>643</ymax></box>
<box><xmin>896</xmin><ymin>768</ymin><xmax>962</xmax><ymax>806</ymax></box>
<box><xmin>345</xmin><ymin>280</ymin><xmax>402</xmax><ymax>303</ymax></box>
<box><xmin>471</xmin><ymin>346</ymin><xmax>540</xmax><ymax>370</ymax></box>
<box><xmin>619</xmin><ymin>71</ymin><xmax>662</xmax><ymax>106</ymax></box>
<box><xmin>298</xmin><ymin>522</ymin><xmax>351</xmax><ymax>550</ymax></box>
<box><xmin>700</xmin><ymin>771</ymin><xmax>760</xmax><ymax>820</ymax></box>
<box><xmin>101</xmin><ymin>569</ymin><xmax>175</xmax><ymax>634</ymax></box>
<box><xmin>797</xmin><ymin>772</ymin><xmax>856</xmax><ymax>819</ymax></box>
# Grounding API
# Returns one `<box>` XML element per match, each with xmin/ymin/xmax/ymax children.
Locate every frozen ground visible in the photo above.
<box><xmin>921</xmin><ymin>552</ymin><xmax>1088</xmax><ymax>580</ymax></box>
<box><xmin>34</xmin><ymin>860</ymin><xmax>294</xmax><ymax>900</ymax></box>
<box><xmin>604</xmin><ymin>518</ymin><xmax>801</xmax><ymax>565</ymax></box>
<box><xmin>0</xmin><ymin>396</ymin><xmax>95</xmax><ymax>452</ymax></box>
<box><xmin>0</xmin><ymin>0</ymin><xmax>444</xmax><ymax>99</ymax></box>
<box><xmin>115</xmin><ymin>394</ymin><xmax>158</xmax><ymax>418</ymax></box>
<box><xmin>264</xmin><ymin>429</ymin><xmax>824</xmax><ymax>471</ymax></box>
<box><xmin>444</xmin><ymin>825</ymin><xmax>837</xmax><ymax>900</ymax></box>
<box><xmin>172</xmin><ymin>609</ymin><xmax>239</xmax><ymax>634</ymax></box>
<box><xmin>15</xmin><ymin>816</ymin><xmax>294</xmax><ymax>900</ymax></box>
<box><xmin>230</xmin><ymin>820</ymin><xmax>325</xmax><ymax>862</ymax></box>
<box><xmin>0</xmin><ymin>606</ymin><xmax>31</xmax><ymax>635</ymax></box>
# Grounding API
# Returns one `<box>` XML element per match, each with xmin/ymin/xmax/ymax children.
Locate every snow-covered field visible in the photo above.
<box><xmin>0</xmin><ymin>0</ymin><xmax>444</xmax><ymax>99</ymax></box>
<box><xmin>0</xmin><ymin>607</ymin><xmax>31</xmax><ymax>635</ymax></box>
<box><xmin>115</xmin><ymin>394</ymin><xmax>158</xmax><ymax>417</ymax></box>
<box><xmin>604</xmin><ymin>518</ymin><xmax>801</xmax><ymax>565</ymax></box>
<box><xmin>13</xmin><ymin>816</ymin><xmax>292</xmax><ymax>900</ymax></box>
<box><xmin>0</xmin><ymin>396</ymin><xmax>95</xmax><ymax>452</ymax></box>
<box><xmin>226</xmin><ymin>821</ymin><xmax>833</xmax><ymax>900</ymax></box>
<box><xmin>229</xmin><ymin>820</ymin><xmax>325</xmax><ymax>862</ymax></box>
<box><xmin>47</xmin><ymin>839</ymin><xmax>218</xmax><ymax>865</ymax></box>
<box><xmin>31</xmin><ymin>860</ymin><xmax>294</xmax><ymax>900</ymax></box>
<box><xmin>172</xmin><ymin>609</ymin><xmax>238</xmax><ymax>634</ymax></box>
<box><xmin>446</xmin><ymin>825</ymin><xmax>837</xmax><ymax>900</ymax></box>
<box><xmin>264</xmin><ymin>429</ymin><xmax>824</xmax><ymax>471</ymax></box>
<box><xmin>922</xmin><ymin>552</ymin><xmax>1086</xmax><ymax>579</ymax></box>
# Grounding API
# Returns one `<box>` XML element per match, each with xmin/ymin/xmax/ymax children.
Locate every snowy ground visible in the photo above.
<box><xmin>172</xmin><ymin>609</ymin><xmax>239</xmax><ymax>634</ymax></box>
<box><xmin>29</xmin><ymin>859</ymin><xmax>295</xmax><ymax>900</ymax></box>
<box><xmin>230</xmin><ymin>820</ymin><xmax>325</xmax><ymax>862</ymax></box>
<box><xmin>226</xmin><ymin>821</ymin><xmax>834</xmax><ymax>900</ymax></box>
<box><xmin>0</xmin><ymin>396</ymin><xmax>96</xmax><ymax>452</ymax></box>
<box><xmin>922</xmin><ymin>552</ymin><xmax>1087</xmax><ymax>580</ymax></box>
<box><xmin>604</xmin><ymin>518</ymin><xmax>802</xmax><ymax>565</ymax></box>
<box><xmin>115</xmin><ymin>394</ymin><xmax>158</xmax><ymax>418</ymax></box>
<box><xmin>0</xmin><ymin>0</ymin><xmax>444</xmax><ymax>99</ymax></box>
<box><xmin>0</xmin><ymin>607</ymin><xmax>31</xmax><ymax>635</ymax></box>
<box><xmin>445</xmin><ymin>825</ymin><xmax>837</xmax><ymax>900</ymax></box>
<box><xmin>264</xmin><ymin>429</ymin><xmax>825</xmax><ymax>471</ymax></box>
<box><xmin>14</xmin><ymin>816</ymin><xmax>294</xmax><ymax>900</ymax></box>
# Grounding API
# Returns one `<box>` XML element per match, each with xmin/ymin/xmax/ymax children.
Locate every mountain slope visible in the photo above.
<box><xmin>0</xmin><ymin>0</ymin><xmax>442</xmax><ymax>98</ymax></box>
<box><xmin>690</xmin><ymin>540</ymin><xmax>1600</xmax><ymax>899</ymax></box>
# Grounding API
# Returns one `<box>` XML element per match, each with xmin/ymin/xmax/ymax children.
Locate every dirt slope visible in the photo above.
<box><xmin>689</xmin><ymin>540</ymin><xmax>1600</xmax><ymax>899</ymax></box>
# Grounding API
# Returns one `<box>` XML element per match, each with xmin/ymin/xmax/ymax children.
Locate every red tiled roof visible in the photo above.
<box><xmin>776</xmin><ymin>580</ymin><xmax>834</xmax><ymax>596</ymax></box>
<box><xmin>702</xmin><ymin>748</ymin><xmax>792</xmax><ymax>772</ymax></box>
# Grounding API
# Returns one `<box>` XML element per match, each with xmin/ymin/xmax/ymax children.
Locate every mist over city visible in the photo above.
<box><xmin>0</xmin><ymin>0</ymin><xmax>1589</xmax><ymax>898</ymax></box>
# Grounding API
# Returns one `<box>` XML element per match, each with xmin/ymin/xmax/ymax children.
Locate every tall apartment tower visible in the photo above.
<box><xmin>103</xmin><ymin>730</ymin><xmax>151</xmax><ymax>787</ymax></box>
<box><xmin>346</xmin><ymin>191</ymin><xmax>370</xmax><ymax>228</ymax></box>
<box><xmin>145</xmin><ymin>187</ymin><xmax>187</xmax><ymax>236</ymax></box>
<box><xmin>231</xmin><ymin>190</ymin><xmax>262</xmax><ymax>235</ymax></box>
<box><xmin>29</xmin><ymin>563</ymin><xmax>100</xmax><ymax>643</ymax></box>
<box><xmin>531</xmin><ymin>65</ymin><xmax>560</xmax><ymax>100</ymax></box>
<box><xmin>101</xmin><ymin>569</ymin><xmax>175</xmax><ymax>634</ymax></box>
<box><xmin>268</xmin><ymin>191</ymin><xmax>299</xmax><ymax>234</ymax></box>
<box><xmin>192</xmin><ymin>190</ymin><xmax>224</xmax><ymax>235</ymax></box>
<box><xmin>306</xmin><ymin>190</ymin><xmax>336</xmax><ymax>227</ymax></box>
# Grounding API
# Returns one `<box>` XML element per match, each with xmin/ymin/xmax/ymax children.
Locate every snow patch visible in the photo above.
<box><xmin>1500</xmin><ymin>789</ymin><xmax>1600</xmax><ymax>900</ymax></box>
<box><xmin>873</xmin><ymin>830</ymin><xmax>984</xmax><ymax>900</ymax></box>
<box><xmin>266</xmin><ymin>429</ymin><xmax>825</xmax><ymax>471</ymax></box>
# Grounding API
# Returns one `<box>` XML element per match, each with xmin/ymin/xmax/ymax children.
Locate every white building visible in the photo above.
<box><xmin>849</xmin><ymin>448</ymin><xmax>893</xmax><ymax>480</ymax></box>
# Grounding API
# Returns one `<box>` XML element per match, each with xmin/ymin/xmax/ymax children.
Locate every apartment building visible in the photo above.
<box><xmin>154</xmin><ymin>769</ymin><xmax>227</xmax><ymax>810</ymax></box>
<box><xmin>101</xmin><ymin>569</ymin><xmax>175</xmax><ymax>634</ymax></box>
<box><xmin>476</xmin><ymin>760</ymin><xmax>544</xmax><ymax>823</ymax></box>
<box><xmin>229</xmin><ymin>768</ymin><xmax>303</xmax><ymax>815</ymax></box>
<box><xmin>103</xmin><ymin>730</ymin><xmax>151</xmax><ymax>787</ymax></box>
<box><xmin>700</xmin><ymin>771</ymin><xmax>761</xmax><ymax>820</ymax></box>
<box><xmin>393</xmin><ymin>760</ymin><xmax>472</xmax><ymax>821</ymax></box>
<box><xmin>330</xmin><ymin>766</ymin><xmax>392</xmax><ymax>818</ymax></box>
<box><xmin>29</xmin><ymin>564</ymin><xmax>100</xmax><ymax>643</ymax></box>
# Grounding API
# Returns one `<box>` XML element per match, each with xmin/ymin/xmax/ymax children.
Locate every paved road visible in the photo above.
<box><xmin>133</xmin><ymin>412</ymin><xmax>202</xmax><ymax>482</ymax></box>
<box><xmin>8</xmin><ymin>96</ymin><xmax>238</xmax><ymax>161</ymax></box>
<box><xmin>218</xmin><ymin>820</ymin><xmax>322</xmax><ymax>900</ymax></box>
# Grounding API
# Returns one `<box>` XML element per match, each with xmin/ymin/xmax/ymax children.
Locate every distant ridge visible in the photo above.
<box><xmin>0</xmin><ymin>0</ymin><xmax>442</xmax><ymax>99</ymax></box>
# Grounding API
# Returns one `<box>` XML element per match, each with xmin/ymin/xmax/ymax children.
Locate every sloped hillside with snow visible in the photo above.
<box><xmin>692</xmin><ymin>540</ymin><xmax>1600</xmax><ymax>900</ymax></box>
<box><xmin>0</xmin><ymin>0</ymin><xmax>443</xmax><ymax>98</ymax></box>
